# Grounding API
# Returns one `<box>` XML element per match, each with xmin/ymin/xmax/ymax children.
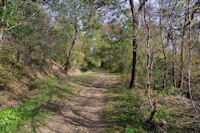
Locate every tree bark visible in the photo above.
<box><xmin>129</xmin><ymin>0</ymin><xmax>138</xmax><ymax>89</ymax></box>
<box><xmin>0</xmin><ymin>29</ymin><xmax>4</xmax><ymax>46</ymax></box>
<box><xmin>158</xmin><ymin>1</ymin><xmax>167</xmax><ymax>90</ymax></box>
<box><xmin>64</xmin><ymin>33</ymin><xmax>78</xmax><ymax>74</ymax></box>
<box><xmin>188</xmin><ymin>40</ymin><xmax>192</xmax><ymax>99</ymax></box>
<box><xmin>0</xmin><ymin>0</ymin><xmax>6</xmax><ymax>46</ymax></box>
<box><xmin>162</xmin><ymin>46</ymin><xmax>167</xmax><ymax>90</ymax></box>
<box><xmin>129</xmin><ymin>39</ymin><xmax>138</xmax><ymax>88</ymax></box>
<box><xmin>143</xmin><ymin>5</ymin><xmax>152</xmax><ymax>106</ymax></box>
<box><xmin>178</xmin><ymin>2</ymin><xmax>188</xmax><ymax>89</ymax></box>
<box><xmin>172</xmin><ymin>36</ymin><xmax>177</xmax><ymax>88</ymax></box>
<box><xmin>178</xmin><ymin>30</ymin><xmax>185</xmax><ymax>89</ymax></box>
<box><xmin>187</xmin><ymin>0</ymin><xmax>192</xmax><ymax>99</ymax></box>
<box><xmin>186</xmin><ymin>0</ymin><xmax>198</xmax><ymax>113</ymax></box>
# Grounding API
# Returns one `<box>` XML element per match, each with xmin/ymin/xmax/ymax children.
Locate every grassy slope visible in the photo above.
<box><xmin>105</xmin><ymin>74</ymin><xmax>199</xmax><ymax>133</ymax></box>
<box><xmin>0</xmin><ymin>72</ymin><xmax>98</xmax><ymax>133</ymax></box>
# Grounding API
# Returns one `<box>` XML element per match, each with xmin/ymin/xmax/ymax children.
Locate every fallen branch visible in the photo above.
<box><xmin>146</xmin><ymin>102</ymin><xmax>167</xmax><ymax>133</ymax></box>
<box><xmin>146</xmin><ymin>102</ymin><xmax>157</xmax><ymax>123</ymax></box>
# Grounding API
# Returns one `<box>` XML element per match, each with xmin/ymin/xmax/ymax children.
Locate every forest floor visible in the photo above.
<box><xmin>37</xmin><ymin>71</ymin><xmax>117</xmax><ymax>133</ymax></box>
<box><xmin>1</xmin><ymin>70</ymin><xmax>197</xmax><ymax>132</ymax></box>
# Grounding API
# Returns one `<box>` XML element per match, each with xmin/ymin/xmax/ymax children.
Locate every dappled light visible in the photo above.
<box><xmin>0</xmin><ymin>0</ymin><xmax>199</xmax><ymax>133</ymax></box>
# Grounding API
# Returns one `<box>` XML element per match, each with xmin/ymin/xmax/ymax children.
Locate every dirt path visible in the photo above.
<box><xmin>37</xmin><ymin>73</ymin><xmax>112</xmax><ymax>133</ymax></box>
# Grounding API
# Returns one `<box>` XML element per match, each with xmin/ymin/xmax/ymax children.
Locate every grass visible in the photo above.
<box><xmin>106</xmin><ymin>84</ymin><xmax>149</xmax><ymax>133</ymax></box>
<box><xmin>105</xmin><ymin>76</ymin><xmax>199</xmax><ymax>133</ymax></box>
<box><xmin>1</xmin><ymin>71</ymin><xmax>198</xmax><ymax>133</ymax></box>
<box><xmin>0</xmin><ymin>74</ymin><xmax>87</xmax><ymax>133</ymax></box>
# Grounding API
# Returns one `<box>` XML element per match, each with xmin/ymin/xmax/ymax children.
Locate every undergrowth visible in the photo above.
<box><xmin>0</xmin><ymin>56</ymin><xmax>28</xmax><ymax>90</ymax></box>
<box><xmin>106</xmin><ymin>77</ymin><xmax>199</xmax><ymax>133</ymax></box>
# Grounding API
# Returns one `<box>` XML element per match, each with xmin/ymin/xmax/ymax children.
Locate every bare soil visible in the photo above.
<box><xmin>37</xmin><ymin>73</ymin><xmax>113</xmax><ymax>133</ymax></box>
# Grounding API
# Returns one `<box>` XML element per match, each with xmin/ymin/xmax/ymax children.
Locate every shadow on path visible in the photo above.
<box><xmin>37</xmin><ymin>73</ymin><xmax>114</xmax><ymax>133</ymax></box>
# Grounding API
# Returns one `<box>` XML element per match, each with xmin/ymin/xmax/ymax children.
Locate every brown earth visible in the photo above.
<box><xmin>37</xmin><ymin>73</ymin><xmax>115</xmax><ymax>133</ymax></box>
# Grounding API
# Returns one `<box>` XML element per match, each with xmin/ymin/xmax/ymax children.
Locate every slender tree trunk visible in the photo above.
<box><xmin>147</xmin><ymin>47</ymin><xmax>150</xmax><ymax>92</ymax></box>
<box><xmin>143</xmin><ymin>6</ymin><xmax>152</xmax><ymax>106</ymax></box>
<box><xmin>162</xmin><ymin>48</ymin><xmax>167</xmax><ymax>90</ymax></box>
<box><xmin>168</xmin><ymin>1</ymin><xmax>177</xmax><ymax>88</ymax></box>
<box><xmin>158</xmin><ymin>3</ymin><xmax>167</xmax><ymax>90</ymax></box>
<box><xmin>0</xmin><ymin>29</ymin><xmax>3</xmax><ymax>46</ymax></box>
<box><xmin>64</xmin><ymin>33</ymin><xmax>78</xmax><ymax>74</ymax></box>
<box><xmin>172</xmin><ymin>37</ymin><xmax>177</xmax><ymax>88</ymax></box>
<box><xmin>178</xmin><ymin>3</ymin><xmax>188</xmax><ymax>89</ymax></box>
<box><xmin>144</xmin><ymin>8</ymin><xmax>150</xmax><ymax>89</ymax></box>
<box><xmin>188</xmin><ymin>41</ymin><xmax>198</xmax><ymax>113</ymax></box>
<box><xmin>187</xmin><ymin>0</ymin><xmax>192</xmax><ymax>99</ymax></box>
<box><xmin>0</xmin><ymin>0</ymin><xmax>6</xmax><ymax>46</ymax></box>
<box><xmin>129</xmin><ymin>0</ymin><xmax>138</xmax><ymax>89</ymax></box>
<box><xmin>110</xmin><ymin>43</ymin><xmax>112</xmax><ymax>70</ymax></box>
<box><xmin>186</xmin><ymin>0</ymin><xmax>198</xmax><ymax>113</ymax></box>
<box><xmin>178</xmin><ymin>30</ymin><xmax>185</xmax><ymax>89</ymax></box>
<box><xmin>188</xmin><ymin>43</ymin><xmax>192</xmax><ymax>99</ymax></box>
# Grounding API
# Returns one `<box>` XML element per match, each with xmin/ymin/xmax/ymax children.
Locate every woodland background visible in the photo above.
<box><xmin>0</xmin><ymin>0</ymin><xmax>199</xmax><ymax>132</ymax></box>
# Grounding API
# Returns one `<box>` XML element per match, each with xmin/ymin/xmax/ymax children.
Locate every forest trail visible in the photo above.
<box><xmin>37</xmin><ymin>72</ymin><xmax>114</xmax><ymax>133</ymax></box>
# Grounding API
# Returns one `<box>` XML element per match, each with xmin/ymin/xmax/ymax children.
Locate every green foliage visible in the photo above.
<box><xmin>164</xmin><ymin>86</ymin><xmax>176</xmax><ymax>95</ymax></box>
<box><xmin>152</xmin><ymin>107</ymin><xmax>169</xmax><ymax>124</ymax></box>
<box><xmin>94</xmin><ymin>23</ymin><xmax>132</xmax><ymax>73</ymax></box>
<box><xmin>0</xmin><ymin>108</ymin><xmax>23</xmax><ymax>132</ymax></box>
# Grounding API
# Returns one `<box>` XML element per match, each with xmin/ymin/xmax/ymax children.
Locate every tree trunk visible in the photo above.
<box><xmin>129</xmin><ymin>0</ymin><xmax>138</xmax><ymax>89</ymax></box>
<box><xmin>162</xmin><ymin>48</ymin><xmax>167</xmax><ymax>90</ymax></box>
<box><xmin>158</xmin><ymin>2</ymin><xmax>167</xmax><ymax>90</ymax></box>
<box><xmin>0</xmin><ymin>29</ymin><xmax>4</xmax><ymax>46</ymax></box>
<box><xmin>172</xmin><ymin>37</ymin><xmax>177</xmax><ymax>88</ymax></box>
<box><xmin>110</xmin><ymin>43</ymin><xmax>113</xmax><ymax>70</ymax></box>
<box><xmin>186</xmin><ymin>0</ymin><xmax>198</xmax><ymax>113</ymax></box>
<box><xmin>64</xmin><ymin>33</ymin><xmax>78</xmax><ymax>74</ymax></box>
<box><xmin>178</xmin><ymin>31</ymin><xmax>185</xmax><ymax>89</ymax></box>
<box><xmin>129</xmin><ymin>39</ymin><xmax>138</xmax><ymax>88</ymax></box>
<box><xmin>0</xmin><ymin>0</ymin><xmax>6</xmax><ymax>46</ymax></box>
<box><xmin>178</xmin><ymin>2</ymin><xmax>188</xmax><ymax>89</ymax></box>
<box><xmin>188</xmin><ymin>42</ymin><xmax>192</xmax><ymax>99</ymax></box>
<box><xmin>144</xmin><ymin>6</ymin><xmax>152</xmax><ymax>106</ymax></box>
<box><xmin>187</xmin><ymin>0</ymin><xmax>192</xmax><ymax>99</ymax></box>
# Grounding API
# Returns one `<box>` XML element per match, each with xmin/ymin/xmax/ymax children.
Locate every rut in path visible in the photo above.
<box><xmin>38</xmin><ymin>73</ymin><xmax>112</xmax><ymax>133</ymax></box>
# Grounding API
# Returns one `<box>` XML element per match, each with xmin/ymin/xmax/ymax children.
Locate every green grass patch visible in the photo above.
<box><xmin>106</xmin><ymin>76</ymin><xmax>199</xmax><ymax>133</ymax></box>
<box><xmin>106</xmin><ymin>87</ymin><xmax>149</xmax><ymax>133</ymax></box>
<box><xmin>71</xmin><ymin>71</ymin><xmax>98</xmax><ymax>86</ymax></box>
<box><xmin>0</xmin><ymin>76</ymin><xmax>81</xmax><ymax>133</ymax></box>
